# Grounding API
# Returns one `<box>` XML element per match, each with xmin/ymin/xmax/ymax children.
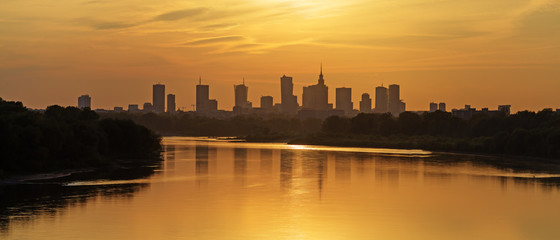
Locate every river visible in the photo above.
<box><xmin>2</xmin><ymin>137</ymin><xmax>560</xmax><ymax>239</ymax></box>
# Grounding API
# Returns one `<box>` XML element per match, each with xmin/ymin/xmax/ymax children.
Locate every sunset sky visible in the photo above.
<box><xmin>1</xmin><ymin>0</ymin><xmax>559</xmax><ymax>112</ymax></box>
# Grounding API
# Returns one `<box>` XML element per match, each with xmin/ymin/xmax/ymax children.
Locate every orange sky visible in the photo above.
<box><xmin>0</xmin><ymin>0</ymin><xmax>559</xmax><ymax>112</ymax></box>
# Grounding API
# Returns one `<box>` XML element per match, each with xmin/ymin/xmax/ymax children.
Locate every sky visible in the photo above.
<box><xmin>0</xmin><ymin>0</ymin><xmax>559</xmax><ymax>112</ymax></box>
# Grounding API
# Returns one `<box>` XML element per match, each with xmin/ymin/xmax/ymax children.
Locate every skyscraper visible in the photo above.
<box><xmin>336</xmin><ymin>87</ymin><xmax>353</xmax><ymax>115</ymax></box>
<box><xmin>374</xmin><ymin>85</ymin><xmax>388</xmax><ymax>113</ymax></box>
<box><xmin>167</xmin><ymin>94</ymin><xmax>176</xmax><ymax>113</ymax></box>
<box><xmin>280</xmin><ymin>75</ymin><xmax>298</xmax><ymax>114</ymax></box>
<box><xmin>153</xmin><ymin>84</ymin><xmax>165</xmax><ymax>113</ymax></box>
<box><xmin>78</xmin><ymin>94</ymin><xmax>91</xmax><ymax>109</ymax></box>
<box><xmin>234</xmin><ymin>78</ymin><xmax>251</xmax><ymax>113</ymax></box>
<box><xmin>302</xmin><ymin>65</ymin><xmax>329</xmax><ymax>110</ymax></box>
<box><xmin>388</xmin><ymin>84</ymin><xmax>401</xmax><ymax>116</ymax></box>
<box><xmin>196</xmin><ymin>77</ymin><xmax>218</xmax><ymax>113</ymax></box>
<box><xmin>360</xmin><ymin>93</ymin><xmax>372</xmax><ymax>113</ymax></box>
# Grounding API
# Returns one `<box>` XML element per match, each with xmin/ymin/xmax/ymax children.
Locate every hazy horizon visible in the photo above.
<box><xmin>1</xmin><ymin>0</ymin><xmax>559</xmax><ymax>112</ymax></box>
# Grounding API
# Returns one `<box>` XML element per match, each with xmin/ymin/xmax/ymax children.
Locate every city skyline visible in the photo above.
<box><xmin>1</xmin><ymin>1</ymin><xmax>559</xmax><ymax>112</ymax></box>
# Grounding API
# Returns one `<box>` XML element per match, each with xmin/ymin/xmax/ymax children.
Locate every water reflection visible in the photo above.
<box><xmin>2</xmin><ymin>137</ymin><xmax>560</xmax><ymax>240</ymax></box>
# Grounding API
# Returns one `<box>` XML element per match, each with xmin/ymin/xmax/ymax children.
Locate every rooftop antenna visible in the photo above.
<box><xmin>199</xmin><ymin>76</ymin><xmax>201</xmax><ymax>85</ymax></box>
<box><xmin>243</xmin><ymin>77</ymin><xmax>245</xmax><ymax>85</ymax></box>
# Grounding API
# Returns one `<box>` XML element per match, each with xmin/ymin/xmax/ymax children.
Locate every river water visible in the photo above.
<box><xmin>2</xmin><ymin>137</ymin><xmax>560</xmax><ymax>240</ymax></box>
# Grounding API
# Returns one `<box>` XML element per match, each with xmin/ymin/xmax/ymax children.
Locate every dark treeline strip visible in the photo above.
<box><xmin>101</xmin><ymin>109</ymin><xmax>560</xmax><ymax>159</ymax></box>
<box><xmin>0</xmin><ymin>98</ymin><xmax>161</xmax><ymax>176</ymax></box>
<box><xmin>99</xmin><ymin>112</ymin><xmax>322</xmax><ymax>141</ymax></box>
<box><xmin>312</xmin><ymin>111</ymin><xmax>560</xmax><ymax>159</ymax></box>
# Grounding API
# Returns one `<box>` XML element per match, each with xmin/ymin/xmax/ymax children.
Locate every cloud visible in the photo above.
<box><xmin>152</xmin><ymin>8</ymin><xmax>208</xmax><ymax>22</ymax></box>
<box><xmin>184</xmin><ymin>36</ymin><xmax>246</xmax><ymax>46</ymax></box>
<box><xmin>93</xmin><ymin>21</ymin><xmax>139</xmax><ymax>30</ymax></box>
<box><xmin>199</xmin><ymin>23</ymin><xmax>239</xmax><ymax>31</ymax></box>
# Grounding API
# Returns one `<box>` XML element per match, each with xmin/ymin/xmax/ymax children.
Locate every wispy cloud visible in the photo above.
<box><xmin>151</xmin><ymin>8</ymin><xmax>208</xmax><ymax>22</ymax></box>
<box><xmin>184</xmin><ymin>36</ymin><xmax>246</xmax><ymax>46</ymax></box>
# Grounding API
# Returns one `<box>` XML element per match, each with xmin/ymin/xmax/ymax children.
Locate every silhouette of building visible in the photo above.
<box><xmin>153</xmin><ymin>84</ymin><xmax>165</xmax><ymax>113</ymax></box>
<box><xmin>429</xmin><ymin>102</ymin><xmax>438</xmax><ymax>112</ymax></box>
<box><xmin>302</xmin><ymin>65</ymin><xmax>329</xmax><ymax>111</ymax></box>
<box><xmin>439</xmin><ymin>102</ymin><xmax>446</xmax><ymax>112</ymax></box>
<box><xmin>261</xmin><ymin>96</ymin><xmax>273</xmax><ymax>110</ymax></box>
<box><xmin>143</xmin><ymin>102</ymin><xmax>153</xmax><ymax>112</ymax></box>
<box><xmin>196</xmin><ymin>77</ymin><xmax>218</xmax><ymax>113</ymax></box>
<box><xmin>113</xmin><ymin>106</ymin><xmax>124</xmax><ymax>112</ymax></box>
<box><xmin>78</xmin><ymin>95</ymin><xmax>91</xmax><ymax>109</ymax></box>
<box><xmin>233</xmin><ymin>79</ymin><xmax>252</xmax><ymax>113</ymax></box>
<box><xmin>388</xmin><ymin>84</ymin><xmax>404</xmax><ymax>116</ymax></box>
<box><xmin>452</xmin><ymin>105</ymin><xmax>511</xmax><ymax>120</ymax></box>
<box><xmin>336</xmin><ymin>87</ymin><xmax>353</xmax><ymax>116</ymax></box>
<box><xmin>374</xmin><ymin>85</ymin><xmax>388</xmax><ymax>113</ymax></box>
<box><xmin>128</xmin><ymin>104</ymin><xmax>139</xmax><ymax>112</ymax></box>
<box><xmin>498</xmin><ymin>105</ymin><xmax>511</xmax><ymax>116</ymax></box>
<box><xmin>280</xmin><ymin>75</ymin><xmax>298</xmax><ymax>114</ymax></box>
<box><xmin>167</xmin><ymin>94</ymin><xmax>176</xmax><ymax>113</ymax></box>
<box><xmin>359</xmin><ymin>93</ymin><xmax>372</xmax><ymax>113</ymax></box>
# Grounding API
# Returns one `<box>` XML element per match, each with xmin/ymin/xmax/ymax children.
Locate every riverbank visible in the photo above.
<box><xmin>287</xmin><ymin>134</ymin><xmax>560</xmax><ymax>173</ymax></box>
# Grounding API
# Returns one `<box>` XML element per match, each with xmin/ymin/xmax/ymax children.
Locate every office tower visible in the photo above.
<box><xmin>196</xmin><ymin>77</ymin><xmax>218</xmax><ymax>112</ymax></box>
<box><xmin>439</xmin><ymin>102</ymin><xmax>446</xmax><ymax>112</ymax></box>
<box><xmin>78</xmin><ymin>95</ymin><xmax>91</xmax><ymax>109</ymax></box>
<box><xmin>360</xmin><ymin>93</ymin><xmax>372</xmax><ymax>113</ymax></box>
<box><xmin>388</xmin><ymin>84</ymin><xmax>401</xmax><ymax>116</ymax></box>
<box><xmin>167</xmin><ymin>94</ymin><xmax>176</xmax><ymax>113</ymax></box>
<box><xmin>430</xmin><ymin>102</ymin><xmax>438</xmax><ymax>112</ymax></box>
<box><xmin>374</xmin><ymin>85</ymin><xmax>388</xmax><ymax>113</ymax></box>
<box><xmin>153</xmin><ymin>84</ymin><xmax>165</xmax><ymax>113</ymax></box>
<box><xmin>336</xmin><ymin>87</ymin><xmax>353</xmax><ymax>115</ymax></box>
<box><xmin>302</xmin><ymin>65</ymin><xmax>329</xmax><ymax>110</ymax></box>
<box><xmin>128</xmin><ymin>104</ymin><xmax>139</xmax><ymax>112</ymax></box>
<box><xmin>280</xmin><ymin>75</ymin><xmax>298</xmax><ymax>114</ymax></box>
<box><xmin>234</xmin><ymin>78</ymin><xmax>252</xmax><ymax>113</ymax></box>
<box><xmin>261</xmin><ymin>96</ymin><xmax>273</xmax><ymax>110</ymax></box>
<box><xmin>143</xmin><ymin>102</ymin><xmax>153</xmax><ymax>112</ymax></box>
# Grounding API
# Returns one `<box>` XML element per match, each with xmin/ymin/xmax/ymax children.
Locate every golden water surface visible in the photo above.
<box><xmin>2</xmin><ymin>137</ymin><xmax>560</xmax><ymax>240</ymax></box>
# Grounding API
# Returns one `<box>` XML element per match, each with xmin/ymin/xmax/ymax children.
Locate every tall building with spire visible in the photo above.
<box><xmin>302</xmin><ymin>65</ymin><xmax>329</xmax><ymax>110</ymax></box>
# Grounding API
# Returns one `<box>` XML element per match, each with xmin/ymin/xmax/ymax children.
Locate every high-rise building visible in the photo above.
<box><xmin>430</xmin><ymin>102</ymin><xmax>438</xmax><ymax>112</ymax></box>
<box><xmin>261</xmin><ymin>96</ymin><xmax>273</xmax><ymax>110</ymax></box>
<box><xmin>153</xmin><ymin>84</ymin><xmax>165</xmax><ymax>113</ymax></box>
<box><xmin>167</xmin><ymin>94</ymin><xmax>176</xmax><ymax>113</ymax></box>
<box><xmin>196</xmin><ymin>77</ymin><xmax>218</xmax><ymax>112</ymax></box>
<box><xmin>280</xmin><ymin>75</ymin><xmax>298</xmax><ymax>114</ymax></box>
<box><xmin>78</xmin><ymin>94</ymin><xmax>91</xmax><ymax>109</ymax></box>
<box><xmin>388</xmin><ymin>84</ymin><xmax>401</xmax><ymax>116</ymax></box>
<box><xmin>336</xmin><ymin>87</ymin><xmax>353</xmax><ymax>115</ymax></box>
<box><xmin>302</xmin><ymin>65</ymin><xmax>329</xmax><ymax>110</ymax></box>
<box><xmin>439</xmin><ymin>102</ymin><xmax>446</xmax><ymax>112</ymax></box>
<box><xmin>374</xmin><ymin>85</ymin><xmax>388</xmax><ymax>113</ymax></box>
<box><xmin>234</xmin><ymin>79</ymin><xmax>252</xmax><ymax>113</ymax></box>
<box><xmin>360</xmin><ymin>93</ymin><xmax>372</xmax><ymax>113</ymax></box>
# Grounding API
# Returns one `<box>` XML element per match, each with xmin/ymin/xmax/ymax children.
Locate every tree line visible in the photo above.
<box><xmin>319</xmin><ymin>110</ymin><xmax>560</xmax><ymax>159</ymax></box>
<box><xmin>0</xmin><ymin>98</ymin><xmax>161</xmax><ymax>175</ymax></box>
